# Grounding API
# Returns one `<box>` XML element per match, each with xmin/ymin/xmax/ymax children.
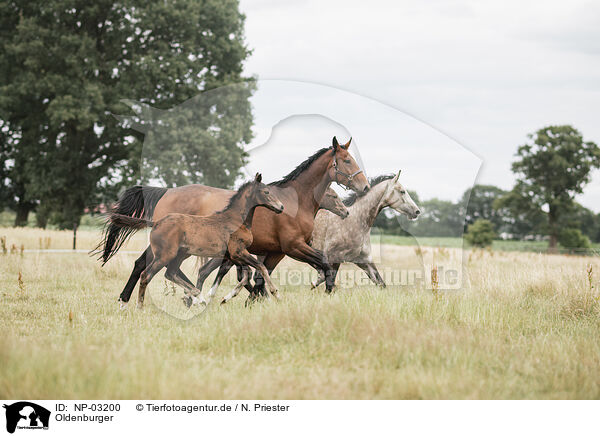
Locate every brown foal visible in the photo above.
<box><xmin>108</xmin><ymin>174</ymin><xmax>284</xmax><ymax>308</ymax></box>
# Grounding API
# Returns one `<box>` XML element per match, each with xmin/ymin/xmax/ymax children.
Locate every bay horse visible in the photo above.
<box><xmin>96</xmin><ymin>137</ymin><xmax>369</xmax><ymax>305</ymax></box>
<box><xmin>107</xmin><ymin>174</ymin><xmax>284</xmax><ymax>308</ymax></box>
<box><xmin>215</xmin><ymin>185</ymin><xmax>350</xmax><ymax>305</ymax></box>
<box><xmin>311</xmin><ymin>172</ymin><xmax>420</xmax><ymax>288</ymax></box>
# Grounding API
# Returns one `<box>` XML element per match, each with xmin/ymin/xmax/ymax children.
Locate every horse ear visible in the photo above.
<box><xmin>255</xmin><ymin>173</ymin><xmax>262</xmax><ymax>183</ymax></box>
<box><xmin>332</xmin><ymin>136</ymin><xmax>339</xmax><ymax>150</ymax></box>
<box><xmin>341</xmin><ymin>137</ymin><xmax>352</xmax><ymax>149</ymax></box>
<box><xmin>394</xmin><ymin>170</ymin><xmax>401</xmax><ymax>182</ymax></box>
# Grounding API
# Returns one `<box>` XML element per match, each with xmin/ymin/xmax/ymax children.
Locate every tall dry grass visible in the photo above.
<box><xmin>0</xmin><ymin>228</ymin><xmax>599</xmax><ymax>399</ymax></box>
<box><xmin>0</xmin><ymin>226</ymin><xmax>149</xmax><ymax>252</ymax></box>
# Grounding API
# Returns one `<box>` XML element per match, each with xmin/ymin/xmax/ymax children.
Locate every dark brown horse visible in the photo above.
<box><xmin>97</xmin><ymin>137</ymin><xmax>369</xmax><ymax>305</ymax></box>
<box><xmin>107</xmin><ymin>173</ymin><xmax>284</xmax><ymax>308</ymax></box>
<box><xmin>216</xmin><ymin>185</ymin><xmax>350</xmax><ymax>305</ymax></box>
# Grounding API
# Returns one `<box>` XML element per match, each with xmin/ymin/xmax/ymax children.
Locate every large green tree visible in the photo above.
<box><xmin>493</xmin><ymin>188</ymin><xmax>546</xmax><ymax>239</ymax></box>
<box><xmin>502</xmin><ymin>125</ymin><xmax>600</xmax><ymax>251</ymax></box>
<box><xmin>122</xmin><ymin>83</ymin><xmax>253</xmax><ymax>188</ymax></box>
<box><xmin>0</xmin><ymin>0</ymin><xmax>253</xmax><ymax>228</ymax></box>
<box><xmin>558</xmin><ymin>202</ymin><xmax>600</xmax><ymax>243</ymax></box>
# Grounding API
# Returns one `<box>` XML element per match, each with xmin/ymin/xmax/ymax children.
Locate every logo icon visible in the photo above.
<box><xmin>3</xmin><ymin>402</ymin><xmax>50</xmax><ymax>434</ymax></box>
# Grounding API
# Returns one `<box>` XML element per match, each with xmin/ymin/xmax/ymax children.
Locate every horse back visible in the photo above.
<box><xmin>152</xmin><ymin>184</ymin><xmax>233</xmax><ymax>221</ymax></box>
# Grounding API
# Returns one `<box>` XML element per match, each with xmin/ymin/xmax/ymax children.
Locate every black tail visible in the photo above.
<box><xmin>93</xmin><ymin>185</ymin><xmax>167</xmax><ymax>265</ymax></box>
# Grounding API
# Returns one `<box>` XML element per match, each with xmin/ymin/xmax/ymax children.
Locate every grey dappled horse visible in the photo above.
<box><xmin>311</xmin><ymin>172</ymin><xmax>420</xmax><ymax>288</ymax></box>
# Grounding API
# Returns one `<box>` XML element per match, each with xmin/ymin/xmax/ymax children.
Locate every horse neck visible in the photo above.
<box><xmin>349</xmin><ymin>181</ymin><xmax>389</xmax><ymax>230</ymax></box>
<box><xmin>224</xmin><ymin>189</ymin><xmax>254</xmax><ymax>226</ymax></box>
<box><xmin>242</xmin><ymin>203</ymin><xmax>261</xmax><ymax>228</ymax></box>
<box><xmin>289</xmin><ymin>150</ymin><xmax>333</xmax><ymax>213</ymax></box>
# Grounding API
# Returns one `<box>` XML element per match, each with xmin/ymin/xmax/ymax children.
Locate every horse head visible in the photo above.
<box><xmin>319</xmin><ymin>187</ymin><xmax>350</xmax><ymax>219</ymax></box>
<box><xmin>329</xmin><ymin>137</ymin><xmax>370</xmax><ymax>194</ymax></box>
<box><xmin>250</xmin><ymin>173</ymin><xmax>285</xmax><ymax>214</ymax></box>
<box><xmin>384</xmin><ymin>170</ymin><xmax>421</xmax><ymax>220</ymax></box>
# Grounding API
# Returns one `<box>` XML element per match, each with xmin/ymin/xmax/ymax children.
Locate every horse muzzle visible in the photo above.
<box><xmin>346</xmin><ymin>176</ymin><xmax>369</xmax><ymax>194</ymax></box>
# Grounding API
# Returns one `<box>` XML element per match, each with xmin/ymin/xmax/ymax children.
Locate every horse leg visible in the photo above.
<box><xmin>221</xmin><ymin>267</ymin><xmax>250</xmax><ymax>305</ymax></box>
<box><xmin>285</xmin><ymin>243</ymin><xmax>336</xmax><ymax>293</ymax></box>
<box><xmin>323</xmin><ymin>263</ymin><xmax>340</xmax><ymax>288</ymax></box>
<box><xmin>355</xmin><ymin>262</ymin><xmax>386</xmax><ymax>287</ymax></box>
<box><xmin>201</xmin><ymin>259</ymin><xmax>235</xmax><ymax>306</ymax></box>
<box><xmin>237</xmin><ymin>265</ymin><xmax>254</xmax><ymax>292</ymax></box>
<box><xmin>182</xmin><ymin>259</ymin><xmax>232</xmax><ymax>307</ymax></box>
<box><xmin>195</xmin><ymin>256</ymin><xmax>223</xmax><ymax>289</ymax></box>
<box><xmin>247</xmin><ymin>253</ymin><xmax>284</xmax><ymax>305</ymax></box>
<box><xmin>233</xmin><ymin>252</ymin><xmax>280</xmax><ymax>300</ymax></box>
<box><xmin>177</xmin><ymin>267</ymin><xmax>201</xmax><ymax>308</ymax></box>
<box><xmin>311</xmin><ymin>270</ymin><xmax>326</xmax><ymax>289</ymax></box>
<box><xmin>249</xmin><ymin>255</ymin><xmax>268</xmax><ymax>297</ymax></box>
<box><xmin>311</xmin><ymin>263</ymin><xmax>340</xmax><ymax>289</ymax></box>
<box><xmin>164</xmin><ymin>255</ymin><xmax>204</xmax><ymax>304</ymax></box>
<box><xmin>166</xmin><ymin>252</ymin><xmax>194</xmax><ymax>291</ymax></box>
<box><xmin>355</xmin><ymin>262</ymin><xmax>379</xmax><ymax>286</ymax></box>
<box><xmin>369</xmin><ymin>262</ymin><xmax>386</xmax><ymax>287</ymax></box>
<box><xmin>176</xmin><ymin>267</ymin><xmax>196</xmax><ymax>289</ymax></box>
<box><xmin>137</xmin><ymin>260</ymin><xmax>165</xmax><ymax>310</ymax></box>
<box><xmin>167</xmin><ymin>254</ymin><xmax>205</xmax><ymax>303</ymax></box>
<box><xmin>119</xmin><ymin>246</ymin><xmax>152</xmax><ymax>307</ymax></box>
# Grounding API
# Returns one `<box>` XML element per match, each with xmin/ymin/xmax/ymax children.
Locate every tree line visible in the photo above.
<box><xmin>0</xmin><ymin>0</ymin><xmax>253</xmax><ymax>230</ymax></box>
<box><xmin>1</xmin><ymin>4</ymin><xmax>598</xmax><ymax>252</ymax></box>
<box><xmin>376</xmin><ymin>126</ymin><xmax>600</xmax><ymax>249</ymax></box>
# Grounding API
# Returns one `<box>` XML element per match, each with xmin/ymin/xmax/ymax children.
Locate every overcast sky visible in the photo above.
<box><xmin>237</xmin><ymin>0</ymin><xmax>600</xmax><ymax>211</ymax></box>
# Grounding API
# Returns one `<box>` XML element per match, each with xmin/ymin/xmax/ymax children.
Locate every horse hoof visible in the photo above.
<box><xmin>182</xmin><ymin>295</ymin><xmax>193</xmax><ymax>308</ymax></box>
<box><xmin>191</xmin><ymin>296</ymin><xmax>207</xmax><ymax>307</ymax></box>
<box><xmin>118</xmin><ymin>299</ymin><xmax>128</xmax><ymax>310</ymax></box>
<box><xmin>220</xmin><ymin>298</ymin><xmax>227</xmax><ymax>305</ymax></box>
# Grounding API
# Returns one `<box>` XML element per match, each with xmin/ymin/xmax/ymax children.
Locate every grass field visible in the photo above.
<box><xmin>378</xmin><ymin>234</ymin><xmax>600</xmax><ymax>253</ymax></box>
<box><xmin>1</xmin><ymin>227</ymin><xmax>599</xmax><ymax>399</ymax></box>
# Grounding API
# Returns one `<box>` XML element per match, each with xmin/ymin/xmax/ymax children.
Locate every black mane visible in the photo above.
<box><xmin>342</xmin><ymin>174</ymin><xmax>395</xmax><ymax>206</ymax></box>
<box><xmin>269</xmin><ymin>147</ymin><xmax>331</xmax><ymax>186</ymax></box>
<box><xmin>217</xmin><ymin>180</ymin><xmax>254</xmax><ymax>213</ymax></box>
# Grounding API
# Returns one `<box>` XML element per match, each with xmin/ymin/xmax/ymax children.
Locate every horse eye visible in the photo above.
<box><xmin>265</xmin><ymin>190</ymin><xmax>270</xmax><ymax>194</ymax></box>
<box><xmin>344</xmin><ymin>159</ymin><xmax>351</xmax><ymax>164</ymax></box>
<box><xmin>400</xmin><ymin>190</ymin><xmax>406</xmax><ymax>194</ymax></box>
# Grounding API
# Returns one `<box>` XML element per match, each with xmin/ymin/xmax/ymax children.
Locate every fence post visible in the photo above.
<box><xmin>73</xmin><ymin>223</ymin><xmax>77</xmax><ymax>250</ymax></box>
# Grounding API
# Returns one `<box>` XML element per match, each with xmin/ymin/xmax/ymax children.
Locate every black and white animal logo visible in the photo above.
<box><xmin>3</xmin><ymin>402</ymin><xmax>50</xmax><ymax>433</ymax></box>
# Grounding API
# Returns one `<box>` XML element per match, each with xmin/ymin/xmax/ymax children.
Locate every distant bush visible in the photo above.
<box><xmin>465</xmin><ymin>219</ymin><xmax>495</xmax><ymax>247</ymax></box>
<box><xmin>558</xmin><ymin>228</ymin><xmax>591</xmax><ymax>250</ymax></box>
